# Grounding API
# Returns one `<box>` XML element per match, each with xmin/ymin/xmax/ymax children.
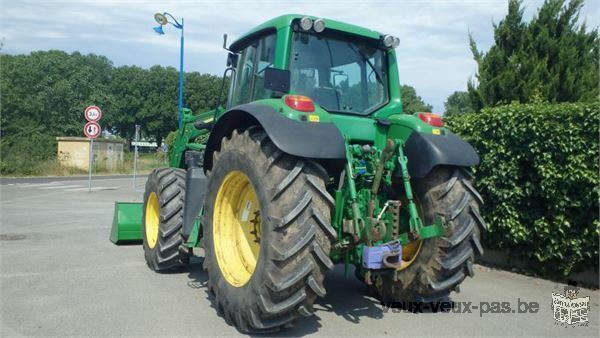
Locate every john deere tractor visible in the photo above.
<box><xmin>111</xmin><ymin>14</ymin><xmax>485</xmax><ymax>332</ymax></box>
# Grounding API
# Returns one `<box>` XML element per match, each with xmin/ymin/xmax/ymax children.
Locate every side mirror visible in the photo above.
<box><xmin>264</xmin><ymin>67</ymin><xmax>290</xmax><ymax>94</ymax></box>
<box><xmin>222</xmin><ymin>33</ymin><xmax>228</xmax><ymax>50</ymax></box>
<box><xmin>226</xmin><ymin>52</ymin><xmax>238</xmax><ymax>67</ymax></box>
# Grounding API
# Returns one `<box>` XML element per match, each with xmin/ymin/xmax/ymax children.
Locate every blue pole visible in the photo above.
<box><xmin>178</xmin><ymin>18</ymin><xmax>184</xmax><ymax>129</ymax></box>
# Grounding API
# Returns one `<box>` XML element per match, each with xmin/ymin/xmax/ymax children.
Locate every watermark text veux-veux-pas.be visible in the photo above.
<box><xmin>381</xmin><ymin>298</ymin><xmax>539</xmax><ymax>317</ymax></box>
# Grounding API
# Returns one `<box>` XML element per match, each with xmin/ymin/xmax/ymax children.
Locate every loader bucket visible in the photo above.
<box><xmin>110</xmin><ymin>202</ymin><xmax>143</xmax><ymax>244</ymax></box>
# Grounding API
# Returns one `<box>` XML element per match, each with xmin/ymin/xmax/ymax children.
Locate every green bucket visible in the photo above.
<box><xmin>110</xmin><ymin>202</ymin><xmax>143</xmax><ymax>244</ymax></box>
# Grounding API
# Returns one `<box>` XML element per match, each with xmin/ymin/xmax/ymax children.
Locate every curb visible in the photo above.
<box><xmin>479</xmin><ymin>249</ymin><xmax>599</xmax><ymax>288</ymax></box>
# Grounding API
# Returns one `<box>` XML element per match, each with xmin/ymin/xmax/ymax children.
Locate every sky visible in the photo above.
<box><xmin>1</xmin><ymin>0</ymin><xmax>598</xmax><ymax>113</ymax></box>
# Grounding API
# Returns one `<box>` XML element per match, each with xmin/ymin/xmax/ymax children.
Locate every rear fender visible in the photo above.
<box><xmin>203</xmin><ymin>103</ymin><xmax>346</xmax><ymax>171</ymax></box>
<box><xmin>403</xmin><ymin>131</ymin><xmax>479</xmax><ymax>178</ymax></box>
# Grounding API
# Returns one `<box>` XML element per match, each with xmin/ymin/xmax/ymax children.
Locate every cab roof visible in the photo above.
<box><xmin>229</xmin><ymin>14</ymin><xmax>383</xmax><ymax>51</ymax></box>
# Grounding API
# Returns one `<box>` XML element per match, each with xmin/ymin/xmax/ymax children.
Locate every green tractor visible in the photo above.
<box><xmin>111</xmin><ymin>14</ymin><xmax>486</xmax><ymax>332</ymax></box>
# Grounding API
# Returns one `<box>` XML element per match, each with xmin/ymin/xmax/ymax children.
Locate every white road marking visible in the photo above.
<box><xmin>4</xmin><ymin>182</ymin><xmax>119</xmax><ymax>192</ymax></box>
<box><xmin>66</xmin><ymin>186</ymin><xmax>120</xmax><ymax>192</ymax></box>
<box><xmin>14</xmin><ymin>182</ymin><xmax>61</xmax><ymax>188</ymax></box>
<box><xmin>39</xmin><ymin>185</ymin><xmax>85</xmax><ymax>190</ymax></box>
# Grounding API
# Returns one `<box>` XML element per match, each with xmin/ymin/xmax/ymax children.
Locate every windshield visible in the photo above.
<box><xmin>290</xmin><ymin>32</ymin><xmax>388</xmax><ymax>115</ymax></box>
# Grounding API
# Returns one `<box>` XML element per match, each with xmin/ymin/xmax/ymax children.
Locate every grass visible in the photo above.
<box><xmin>0</xmin><ymin>152</ymin><xmax>169</xmax><ymax>177</ymax></box>
<box><xmin>119</xmin><ymin>152</ymin><xmax>169</xmax><ymax>174</ymax></box>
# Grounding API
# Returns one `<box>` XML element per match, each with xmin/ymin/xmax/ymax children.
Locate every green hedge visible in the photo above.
<box><xmin>445</xmin><ymin>102</ymin><xmax>599</xmax><ymax>275</ymax></box>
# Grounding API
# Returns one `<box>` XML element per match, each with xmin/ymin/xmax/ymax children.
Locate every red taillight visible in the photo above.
<box><xmin>284</xmin><ymin>95</ymin><xmax>315</xmax><ymax>112</ymax></box>
<box><xmin>418</xmin><ymin>112</ymin><xmax>444</xmax><ymax>127</ymax></box>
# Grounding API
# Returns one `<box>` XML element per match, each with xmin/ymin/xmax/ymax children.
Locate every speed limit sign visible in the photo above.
<box><xmin>84</xmin><ymin>106</ymin><xmax>102</xmax><ymax>122</ymax></box>
<box><xmin>84</xmin><ymin>121</ymin><xmax>101</xmax><ymax>139</ymax></box>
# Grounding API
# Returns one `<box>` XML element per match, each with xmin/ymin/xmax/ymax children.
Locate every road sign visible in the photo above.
<box><xmin>84</xmin><ymin>121</ymin><xmax>101</xmax><ymax>139</ymax></box>
<box><xmin>84</xmin><ymin>106</ymin><xmax>102</xmax><ymax>122</ymax></box>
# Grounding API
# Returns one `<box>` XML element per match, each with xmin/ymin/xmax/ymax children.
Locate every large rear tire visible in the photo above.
<box><xmin>203</xmin><ymin>127</ymin><xmax>335</xmax><ymax>333</ymax></box>
<box><xmin>142</xmin><ymin>168</ymin><xmax>190</xmax><ymax>271</ymax></box>
<box><xmin>374</xmin><ymin>166</ymin><xmax>486</xmax><ymax>302</ymax></box>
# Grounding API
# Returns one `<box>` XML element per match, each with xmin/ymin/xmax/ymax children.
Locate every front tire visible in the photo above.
<box><xmin>142</xmin><ymin>168</ymin><xmax>190</xmax><ymax>271</ymax></box>
<box><xmin>374</xmin><ymin>166</ymin><xmax>486</xmax><ymax>302</ymax></box>
<box><xmin>203</xmin><ymin>127</ymin><xmax>335</xmax><ymax>333</ymax></box>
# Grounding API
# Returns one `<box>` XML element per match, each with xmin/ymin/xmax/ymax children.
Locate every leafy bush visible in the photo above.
<box><xmin>164</xmin><ymin>130</ymin><xmax>209</xmax><ymax>158</ymax></box>
<box><xmin>0</xmin><ymin>118</ymin><xmax>58</xmax><ymax>175</ymax></box>
<box><xmin>164</xmin><ymin>130</ymin><xmax>178</xmax><ymax>151</ymax></box>
<box><xmin>445</xmin><ymin>101</ymin><xmax>599</xmax><ymax>275</ymax></box>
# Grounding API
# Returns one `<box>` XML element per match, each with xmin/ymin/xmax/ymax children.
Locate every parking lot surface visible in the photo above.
<box><xmin>1</xmin><ymin>176</ymin><xmax>598</xmax><ymax>336</ymax></box>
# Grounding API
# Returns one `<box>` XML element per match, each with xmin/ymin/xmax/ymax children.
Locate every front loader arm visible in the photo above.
<box><xmin>169</xmin><ymin>108</ymin><xmax>219</xmax><ymax>169</ymax></box>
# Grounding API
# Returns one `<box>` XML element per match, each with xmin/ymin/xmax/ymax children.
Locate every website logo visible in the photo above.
<box><xmin>551</xmin><ymin>281</ymin><xmax>590</xmax><ymax>327</ymax></box>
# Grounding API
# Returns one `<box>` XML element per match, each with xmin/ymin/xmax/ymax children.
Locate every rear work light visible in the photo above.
<box><xmin>418</xmin><ymin>112</ymin><xmax>444</xmax><ymax>127</ymax></box>
<box><xmin>284</xmin><ymin>95</ymin><xmax>315</xmax><ymax>113</ymax></box>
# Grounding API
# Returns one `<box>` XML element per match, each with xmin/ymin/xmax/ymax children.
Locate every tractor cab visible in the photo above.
<box><xmin>225</xmin><ymin>15</ymin><xmax>400</xmax><ymax>118</ymax></box>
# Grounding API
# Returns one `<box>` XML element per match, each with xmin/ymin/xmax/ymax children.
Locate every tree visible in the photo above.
<box><xmin>0</xmin><ymin>50</ymin><xmax>114</xmax><ymax>137</ymax></box>
<box><xmin>401</xmin><ymin>85</ymin><xmax>433</xmax><ymax>113</ymax></box>
<box><xmin>109</xmin><ymin>66</ymin><xmax>224</xmax><ymax>145</ymax></box>
<box><xmin>468</xmin><ymin>0</ymin><xmax>599</xmax><ymax>111</ymax></box>
<box><xmin>444</xmin><ymin>91</ymin><xmax>475</xmax><ymax>116</ymax></box>
<box><xmin>185</xmin><ymin>72</ymin><xmax>227</xmax><ymax>112</ymax></box>
<box><xmin>0</xmin><ymin>51</ymin><xmax>115</xmax><ymax>173</ymax></box>
<box><xmin>140</xmin><ymin>65</ymin><xmax>179</xmax><ymax>147</ymax></box>
<box><xmin>0</xmin><ymin>50</ymin><xmax>225</xmax><ymax>173</ymax></box>
<box><xmin>109</xmin><ymin>65</ymin><xmax>149</xmax><ymax>142</ymax></box>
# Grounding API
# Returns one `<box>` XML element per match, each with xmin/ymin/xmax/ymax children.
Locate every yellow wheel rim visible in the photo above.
<box><xmin>145</xmin><ymin>192</ymin><xmax>160</xmax><ymax>249</ymax></box>
<box><xmin>213</xmin><ymin>171</ymin><xmax>261</xmax><ymax>287</ymax></box>
<box><xmin>398</xmin><ymin>196</ymin><xmax>424</xmax><ymax>271</ymax></box>
<box><xmin>399</xmin><ymin>240</ymin><xmax>422</xmax><ymax>270</ymax></box>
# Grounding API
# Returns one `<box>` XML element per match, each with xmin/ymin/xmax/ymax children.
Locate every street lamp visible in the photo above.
<box><xmin>153</xmin><ymin>12</ymin><xmax>185</xmax><ymax>129</ymax></box>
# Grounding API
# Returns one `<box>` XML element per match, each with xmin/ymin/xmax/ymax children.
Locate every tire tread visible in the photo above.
<box><xmin>142</xmin><ymin>168</ymin><xmax>190</xmax><ymax>271</ymax></box>
<box><xmin>203</xmin><ymin>128</ymin><xmax>333</xmax><ymax>333</ymax></box>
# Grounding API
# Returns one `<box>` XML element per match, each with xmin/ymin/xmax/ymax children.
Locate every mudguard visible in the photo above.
<box><xmin>203</xmin><ymin>103</ymin><xmax>346</xmax><ymax>171</ymax></box>
<box><xmin>403</xmin><ymin>131</ymin><xmax>479</xmax><ymax>178</ymax></box>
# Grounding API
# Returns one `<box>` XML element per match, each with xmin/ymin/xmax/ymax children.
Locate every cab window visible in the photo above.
<box><xmin>230</xmin><ymin>44</ymin><xmax>256</xmax><ymax>106</ymax></box>
<box><xmin>252</xmin><ymin>34</ymin><xmax>276</xmax><ymax>99</ymax></box>
<box><xmin>289</xmin><ymin>32</ymin><xmax>388</xmax><ymax>115</ymax></box>
<box><xmin>229</xmin><ymin>33</ymin><xmax>276</xmax><ymax>107</ymax></box>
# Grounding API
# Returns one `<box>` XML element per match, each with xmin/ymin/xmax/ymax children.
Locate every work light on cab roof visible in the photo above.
<box><xmin>300</xmin><ymin>16</ymin><xmax>326</xmax><ymax>32</ymax></box>
<box><xmin>383</xmin><ymin>34</ymin><xmax>400</xmax><ymax>48</ymax></box>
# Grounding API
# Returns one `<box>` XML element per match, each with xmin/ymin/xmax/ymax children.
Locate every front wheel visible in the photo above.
<box><xmin>374</xmin><ymin>166</ymin><xmax>486</xmax><ymax>302</ymax></box>
<box><xmin>142</xmin><ymin>168</ymin><xmax>190</xmax><ymax>271</ymax></box>
<box><xmin>202</xmin><ymin>127</ymin><xmax>335</xmax><ymax>333</ymax></box>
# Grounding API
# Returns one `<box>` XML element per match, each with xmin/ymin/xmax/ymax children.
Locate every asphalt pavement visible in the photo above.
<box><xmin>0</xmin><ymin>176</ymin><xmax>598</xmax><ymax>336</ymax></box>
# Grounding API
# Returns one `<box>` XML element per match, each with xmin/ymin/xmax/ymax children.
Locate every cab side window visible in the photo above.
<box><xmin>229</xmin><ymin>33</ymin><xmax>276</xmax><ymax>107</ymax></box>
<box><xmin>231</xmin><ymin>44</ymin><xmax>257</xmax><ymax>106</ymax></box>
<box><xmin>252</xmin><ymin>34</ymin><xmax>276</xmax><ymax>100</ymax></box>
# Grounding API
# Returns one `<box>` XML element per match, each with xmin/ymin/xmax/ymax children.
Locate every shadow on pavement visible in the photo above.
<box><xmin>183</xmin><ymin>257</ymin><xmax>387</xmax><ymax>337</ymax></box>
